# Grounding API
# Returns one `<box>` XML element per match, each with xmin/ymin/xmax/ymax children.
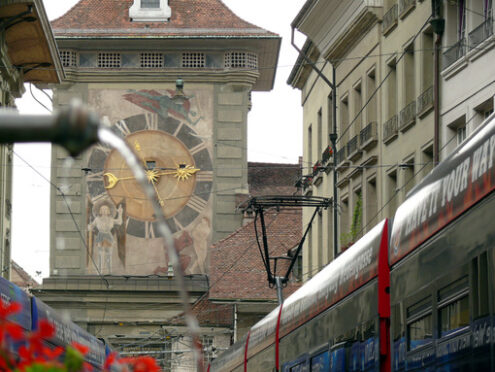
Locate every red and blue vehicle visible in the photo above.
<box><xmin>210</xmin><ymin>219</ymin><xmax>390</xmax><ymax>371</ymax></box>
<box><xmin>0</xmin><ymin>276</ymin><xmax>109</xmax><ymax>369</ymax></box>
<box><xmin>210</xmin><ymin>113</ymin><xmax>495</xmax><ymax>371</ymax></box>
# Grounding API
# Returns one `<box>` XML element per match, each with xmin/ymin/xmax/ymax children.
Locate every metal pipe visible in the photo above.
<box><xmin>0</xmin><ymin>101</ymin><xmax>100</xmax><ymax>156</ymax></box>
<box><xmin>290</xmin><ymin>26</ymin><xmax>339</xmax><ymax>263</ymax></box>
<box><xmin>275</xmin><ymin>276</ymin><xmax>284</xmax><ymax>304</ymax></box>
<box><xmin>331</xmin><ymin>65</ymin><xmax>338</xmax><ymax>260</ymax></box>
<box><xmin>283</xmin><ymin>206</ymin><xmax>320</xmax><ymax>280</ymax></box>
<box><xmin>431</xmin><ymin>0</ymin><xmax>444</xmax><ymax>164</ymax></box>
<box><xmin>290</xmin><ymin>26</ymin><xmax>335</xmax><ymax>90</ymax></box>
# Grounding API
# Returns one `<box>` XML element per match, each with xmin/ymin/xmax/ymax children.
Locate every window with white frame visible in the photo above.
<box><xmin>129</xmin><ymin>0</ymin><xmax>171</xmax><ymax>22</ymax></box>
<box><xmin>142</xmin><ymin>0</ymin><xmax>160</xmax><ymax>8</ymax></box>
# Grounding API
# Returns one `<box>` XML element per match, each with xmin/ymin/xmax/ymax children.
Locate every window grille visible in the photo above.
<box><xmin>59</xmin><ymin>50</ymin><xmax>77</xmax><ymax>67</ymax></box>
<box><xmin>140</xmin><ymin>53</ymin><xmax>164</xmax><ymax>68</ymax></box>
<box><xmin>98</xmin><ymin>53</ymin><xmax>121</xmax><ymax>68</ymax></box>
<box><xmin>224</xmin><ymin>52</ymin><xmax>258</xmax><ymax>70</ymax></box>
<box><xmin>141</xmin><ymin>0</ymin><xmax>160</xmax><ymax>8</ymax></box>
<box><xmin>182</xmin><ymin>53</ymin><xmax>206</xmax><ymax>68</ymax></box>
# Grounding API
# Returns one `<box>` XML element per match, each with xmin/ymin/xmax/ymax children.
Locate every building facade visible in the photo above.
<box><xmin>289</xmin><ymin>0</ymin><xmax>436</xmax><ymax>279</ymax></box>
<box><xmin>36</xmin><ymin>0</ymin><xmax>280</xmax><ymax>369</ymax></box>
<box><xmin>0</xmin><ymin>0</ymin><xmax>61</xmax><ymax>279</ymax></box>
<box><xmin>440</xmin><ymin>0</ymin><xmax>495</xmax><ymax>157</ymax></box>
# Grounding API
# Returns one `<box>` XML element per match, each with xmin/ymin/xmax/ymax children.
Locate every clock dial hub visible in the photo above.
<box><xmin>103</xmin><ymin>130</ymin><xmax>197</xmax><ymax>221</ymax></box>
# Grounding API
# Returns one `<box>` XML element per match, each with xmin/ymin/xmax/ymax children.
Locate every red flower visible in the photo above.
<box><xmin>0</xmin><ymin>302</ymin><xmax>21</xmax><ymax>321</ymax></box>
<box><xmin>42</xmin><ymin>345</ymin><xmax>64</xmax><ymax>359</ymax></box>
<box><xmin>72</xmin><ymin>342</ymin><xmax>89</xmax><ymax>355</ymax></box>
<box><xmin>37</xmin><ymin>320</ymin><xmax>55</xmax><ymax>339</ymax></box>
<box><xmin>120</xmin><ymin>356</ymin><xmax>160</xmax><ymax>372</ymax></box>
<box><xmin>27</xmin><ymin>319</ymin><xmax>55</xmax><ymax>356</ymax></box>
<box><xmin>104</xmin><ymin>352</ymin><xmax>117</xmax><ymax>370</ymax></box>
<box><xmin>4</xmin><ymin>323</ymin><xmax>24</xmax><ymax>341</ymax></box>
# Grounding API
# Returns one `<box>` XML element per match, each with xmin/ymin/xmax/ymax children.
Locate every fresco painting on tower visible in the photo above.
<box><xmin>85</xmin><ymin>85</ymin><xmax>214</xmax><ymax>276</ymax></box>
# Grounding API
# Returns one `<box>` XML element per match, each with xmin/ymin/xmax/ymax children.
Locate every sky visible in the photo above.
<box><xmin>12</xmin><ymin>0</ymin><xmax>307</xmax><ymax>280</ymax></box>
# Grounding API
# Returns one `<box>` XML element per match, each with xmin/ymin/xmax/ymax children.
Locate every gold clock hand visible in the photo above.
<box><xmin>150</xmin><ymin>179</ymin><xmax>165</xmax><ymax>207</ymax></box>
<box><xmin>104</xmin><ymin>172</ymin><xmax>138</xmax><ymax>189</ymax></box>
<box><xmin>134</xmin><ymin>140</ymin><xmax>150</xmax><ymax>169</ymax></box>
<box><xmin>154</xmin><ymin>166</ymin><xmax>200</xmax><ymax>180</ymax></box>
<box><xmin>174</xmin><ymin>165</ymin><xmax>200</xmax><ymax>181</ymax></box>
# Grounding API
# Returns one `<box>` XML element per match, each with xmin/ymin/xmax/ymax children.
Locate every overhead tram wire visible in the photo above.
<box><xmin>29</xmin><ymin>83</ymin><xmax>51</xmax><ymax>113</ymax></box>
<box><xmin>3</xmin><ymin>39</ymin><xmax>495</xmax><ymax>77</ymax></box>
<box><xmin>336</xmin><ymin>15</ymin><xmax>432</xmax><ymax>145</ymax></box>
<box><xmin>13</xmin><ymin>151</ymin><xmax>112</xmax><ymax>336</ymax></box>
<box><xmin>356</xmin><ymin>108</ymin><xmax>483</xmax><ymax>238</ymax></box>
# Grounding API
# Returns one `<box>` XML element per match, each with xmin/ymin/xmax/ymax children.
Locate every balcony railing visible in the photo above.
<box><xmin>399</xmin><ymin>0</ymin><xmax>415</xmax><ymax>18</ymax></box>
<box><xmin>469</xmin><ymin>18</ymin><xmax>493</xmax><ymax>50</ymax></box>
<box><xmin>399</xmin><ymin>100</ymin><xmax>416</xmax><ymax>131</ymax></box>
<box><xmin>443</xmin><ymin>39</ymin><xmax>466</xmax><ymax>69</ymax></box>
<box><xmin>336</xmin><ymin>147</ymin><xmax>347</xmax><ymax>166</ymax></box>
<box><xmin>382</xmin><ymin>4</ymin><xmax>398</xmax><ymax>34</ymax></box>
<box><xmin>321</xmin><ymin>145</ymin><xmax>333</xmax><ymax>164</ymax></box>
<box><xmin>360</xmin><ymin>121</ymin><xmax>378</xmax><ymax>150</ymax></box>
<box><xmin>346</xmin><ymin>135</ymin><xmax>361</xmax><ymax>161</ymax></box>
<box><xmin>383</xmin><ymin>115</ymin><xmax>398</xmax><ymax>143</ymax></box>
<box><xmin>312</xmin><ymin>160</ymin><xmax>321</xmax><ymax>177</ymax></box>
<box><xmin>417</xmin><ymin>85</ymin><xmax>434</xmax><ymax>117</ymax></box>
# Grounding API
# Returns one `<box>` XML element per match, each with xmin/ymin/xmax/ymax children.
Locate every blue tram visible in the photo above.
<box><xmin>209</xmin><ymin>113</ymin><xmax>495</xmax><ymax>372</ymax></box>
<box><xmin>0</xmin><ymin>276</ymin><xmax>109</xmax><ymax>369</ymax></box>
<box><xmin>210</xmin><ymin>220</ymin><xmax>390</xmax><ymax>372</ymax></box>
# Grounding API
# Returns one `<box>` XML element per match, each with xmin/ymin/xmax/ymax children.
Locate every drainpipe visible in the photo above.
<box><xmin>291</xmin><ymin>26</ymin><xmax>339</xmax><ymax>260</ymax></box>
<box><xmin>331</xmin><ymin>66</ymin><xmax>338</xmax><ymax>260</ymax></box>
<box><xmin>431</xmin><ymin>0</ymin><xmax>445</xmax><ymax>164</ymax></box>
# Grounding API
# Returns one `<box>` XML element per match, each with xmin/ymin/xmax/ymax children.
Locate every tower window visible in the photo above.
<box><xmin>140</xmin><ymin>53</ymin><xmax>164</xmax><ymax>68</ymax></box>
<box><xmin>98</xmin><ymin>53</ymin><xmax>121</xmax><ymax>68</ymax></box>
<box><xmin>182</xmin><ymin>53</ymin><xmax>206</xmax><ymax>68</ymax></box>
<box><xmin>141</xmin><ymin>0</ymin><xmax>160</xmax><ymax>8</ymax></box>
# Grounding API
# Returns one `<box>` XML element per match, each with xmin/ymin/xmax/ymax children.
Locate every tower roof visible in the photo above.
<box><xmin>51</xmin><ymin>0</ymin><xmax>278</xmax><ymax>39</ymax></box>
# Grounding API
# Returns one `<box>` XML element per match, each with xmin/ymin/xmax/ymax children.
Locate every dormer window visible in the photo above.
<box><xmin>129</xmin><ymin>0</ymin><xmax>171</xmax><ymax>22</ymax></box>
<box><xmin>141</xmin><ymin>0</ymin><xmax>160</xmax><ymax>8</ymax></box>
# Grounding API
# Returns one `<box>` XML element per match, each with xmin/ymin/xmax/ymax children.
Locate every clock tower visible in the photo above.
<box><xmin>47</xmin><ymin>0</ymin><xmax>280</xmax><ymax>278</ymax></box>
<box><xmin>37</xmin><ymin>0</ymin><xmax>280</xmax><ymax>363</ymax></box>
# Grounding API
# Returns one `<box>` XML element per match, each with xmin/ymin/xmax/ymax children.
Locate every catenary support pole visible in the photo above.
<box><xmin>291</xmin><ymin>26</ymin><xmax>339</xmax><ymax>262</ymax></box>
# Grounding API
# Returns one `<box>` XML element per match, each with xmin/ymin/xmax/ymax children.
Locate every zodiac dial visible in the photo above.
<box><xmin>103</xmin><ymin>130</ymin><xmax>198</xmax><ymax>221</ymax></box>
<box><xmin>86</xmin><ymin>113</ymin><xmax>213</xmax><ymax>238</ymax></box>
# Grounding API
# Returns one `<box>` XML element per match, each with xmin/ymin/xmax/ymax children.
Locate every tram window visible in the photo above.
<box><xmin>407</xmin><ymin>314</ymin><xmax>432</xmax><ymax>351</ymax></box>
<box><xmin>437</xmin><ymin>276</ymin><xmax>469</xmax><ymax>337</ymax></box>
<box><xmin>438</xmin><ymin>295</ymin><xmax>469</xmax><ymax>337</ymax></box>
<box><xmin>392</xmin><ymin>303</ymin><xmax>404</xmax><ymax>342</ymax></box>
<box><xmin>438</xmin><ymin>276</ymin><xmax>468</xmax><ymax>303</ymax></box>
<box><xmin>310</xmin><ymin>350</ymin><xmax>330</xmax><ymax>371</ymax></box>
<box><xmin>406</xmin><ymin>297</ymin><xmax>432</xmax><ymax>351</ymax></box>
<box><xmin>472</xmin><ymin>253</ymin><xmax>489</xmax><ymax>319</ymax></box>
<box><xmin>407</xmin><ymin>296</ymin><xmax>431</xmax><ymax>318</ymax></box>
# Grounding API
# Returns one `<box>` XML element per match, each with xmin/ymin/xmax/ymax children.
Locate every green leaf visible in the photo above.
<box><xmin>64</xmin><ymin>346</ymin><xmax>84</xmax><ymax>372</ymax></box>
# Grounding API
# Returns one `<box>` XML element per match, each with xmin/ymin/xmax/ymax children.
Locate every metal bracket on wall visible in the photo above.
<box><xmin>14</xmin><ymin>62</ymin><xmax>52</xmax><ymax>75</ymax></box>
<box><xmin>0</xmin><ymin>5</ymin><xmax>36</xmax><ymax>33</ymax></box>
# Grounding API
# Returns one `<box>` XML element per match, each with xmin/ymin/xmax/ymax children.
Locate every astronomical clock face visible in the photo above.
<box><xmin>87</xmin><ymin>113</ymin><xmax>213</xmax><ymax>237</ymax></box>
<box><xmin>85</xmin><ymin>89</ymin><xmax>213</xmax><ymax>276</ymax></box>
